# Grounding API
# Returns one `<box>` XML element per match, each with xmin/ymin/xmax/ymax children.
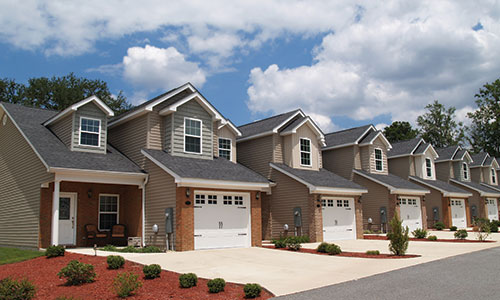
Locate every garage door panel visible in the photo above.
<box><xmin>322</xmin><ymin>198</ymin><xmax>356</xmax><ymax>241</ymax></box>
<box><xmin>451</xmin><ymin>199</ymin><xmax>466</xmax><ymax>228</ymax></box>
<box><xmin>399</xmin><ymin>197</ymin><xmax>422</xmax><ymax>232</ymax></box>
<box><xmin>487</xmin><ymin>198</ymin><xmax>499</xmax><ymax>221</ymax></box>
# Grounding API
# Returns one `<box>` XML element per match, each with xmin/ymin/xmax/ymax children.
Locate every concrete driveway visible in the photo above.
<box><xmin>70</xmin><ymin>232</ymin><xmax>500</xmax><ymax>296</ymax></box>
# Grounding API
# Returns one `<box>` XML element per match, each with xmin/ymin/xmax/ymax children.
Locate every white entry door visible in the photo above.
<box><xmin>450</xmin><ymin>199</ymin><xmax>467</xmax><ymax>228</ymax></box>
<box><xmin>486</xmin><ymin>198</ymin><xmax>499</xmax><ymax>221</ymax></box>
<box><xmin>58</xmin><ymin>193</ymin><xmax>77</xmax><ymax>245</ymax></box>
<box><xmin>322</xmin><ymin>198</ymin><xmax>356</xmax><ymax>241</ymax></box>
<box><xmin>399</xmin><ymin>197</ymin><xmax>422</xmax><ymax>232</ymax></box>
<box><xmin>194</xmin><ymin>192</ymin><xmax>251</xmax><ymax>250</ymax></box>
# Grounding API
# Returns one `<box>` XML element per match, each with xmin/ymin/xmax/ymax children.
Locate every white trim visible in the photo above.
<box><xmin>299</xmin><ymin>137</ymin><xmax>312</xmax><ymax>167</ymax></box>
<box><xmin>218</xmin><ymin>137</ymin><xmax>232</xmax><ymax>160</ymax></box>
<box><xmin>237</xmin><ymin>131</ymin><xmax>274</xmax><ymax>143</ymax></box>
<box><xmin>322</xmin><ymin>125</ymin><xmax>380</xmax><ymax>151</ymax></box>
<box><xmin>359</xmin><ymin>131</ymin><xmax>392</xmax><ymax>150</ymax></box>
<box><xmin>280</xmin><ymin>117</ymin><xmax>324</xmax><ymax>138</ymax></box>
<box><xmin>159</xmin><ymin>92</ymin><xmax>224</xmax><ymax>122</ymax></box>
<box><xmin>450</xmin><ymin>179</ymin><xmax>500</xmax><ymax>197</ymax></box>
<box><xmin>374</xmin><ymin>148</ymin><xmax>384</xmax><ymax>172</ymax></box>
<box><xmin>51</xmin><ymin>180</ymin><xmax>60</xmax><ymax>245</ymax></box>
<box><xmin>43</xmin><ymin>95</ymin><xmax>114</xmax><ymax>126</ymax></box>
<box><xmin>183</xmin><ymin>117</ymin><xmax>203</xmax><ymax>154</ymax></box>
<box><xmin>353</xmin><ymin>169</ymin><xmax>429</xmax><ymax>195</ymax></box>
<box><xmin>491</xmin><ymin>168</ymin><xmax>497</xmax><ymax>185</ymax></box>
<box><xmin>425</xmin><ymin>157</ymin><xmax>433</xmax><ymax>178</ymax></box>
<box><xmin>59</xmin><ymin>192</ymin><xmax>78</xmax><ymax>245</ymax></box>
<box><xmin>51</xmin><ymin>167</ymin><xmax>147</xmax><ymax>187</ymax></box>
<box><xmin>354</xmin><ymin>125</ymin><xmax>377</xmax><ymax>144</ymax></box>
<box><xmin>218</xmin><ymin>120</ymin><xmax>242</xmax><ymax>137</ymax></box>
<box><xmin>409</xmin><ymin>177</ymin><xmax>472</xmax><ymax>197</ymax></box>
<box><xmin>78</xmin><ymin>116</ymin><xmax>101</xmax><ymax>148</ymax></box>
<box><xmin>237</xmin><ymin>110</ymin><xmax>305</xmax><ymax>142</ymax></box>
<box><xmin>98</xmin><ymin>194</ymin><xmax>120</xmax><ymax>231</ymax></box>
<box><xmin>462</xmin><ymin>162</ymin><xmax>470</xmax><ymax>180</ymax></box>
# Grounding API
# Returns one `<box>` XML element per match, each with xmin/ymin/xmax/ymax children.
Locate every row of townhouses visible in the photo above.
<box><xmin>1</xmin><ymin>82</ymin><xmax>499</xmax><ymax>251</ymax></box>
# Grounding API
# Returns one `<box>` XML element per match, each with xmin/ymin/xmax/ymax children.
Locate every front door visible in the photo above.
<box><xmin>58</xmin><ymin>193</ymin><xmax>77</xmax><ymax>245</ymax></box>
<box><xmin>450</xmin><ymin>199</ymin><xmax>466</xmax><ymax>228</ymax></box>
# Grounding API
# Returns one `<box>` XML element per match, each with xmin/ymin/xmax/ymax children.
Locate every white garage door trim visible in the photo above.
<box><xmin>486</xmin><ymin>198</ymin><xmax>499</xmax><ymax>221</ymax></box>
<box><xmin>322</xmin><ymin>197</ymin><xmax>356</xmax><ymax>241</ymax></box>
<box><xmin>450</xmin><ymin>198</ymin><xmax>467</xmax><ymax>228</ymax></box>
<box><xmin>194</xmin><ymin>191</ymin><xmax>251</xmax><ymax>250</ymax></box>
<box><xmin>398</xmin><ymin>197</ymin><xmax>422</xmax><ymax>232</ymax></box>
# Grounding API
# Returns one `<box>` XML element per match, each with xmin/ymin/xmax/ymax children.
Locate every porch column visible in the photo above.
<box><xmin>51</xmin><ymin>180</ymin><xmax>60</xmax><ymax>246</ymax></box>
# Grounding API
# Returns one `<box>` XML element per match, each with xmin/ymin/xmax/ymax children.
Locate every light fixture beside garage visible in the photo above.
<box><xmin>152</xmin><ymin>224</ymin><xmax>159</xmax><ymax>234</ymax></box>
<box><xmin>256</xmin><ymin>192</ymin><xmax>260</xmax><ymax>200</ymax></box>
<box><xmin>87</xmin><ymin>189</ymin><xmax>93</xmax><ymax>198</ymax></box>
<box><xmin>185</xmin><ymin>187</ymin><xmax>191</xmax><ymax>198</ymax></box>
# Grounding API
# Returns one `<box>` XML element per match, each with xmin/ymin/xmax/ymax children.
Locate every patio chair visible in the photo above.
<box><xmin>111</xmin><ymin>224</ymin><xmax>127</xmax><ymax>246</ymax></box>
<box><xmin>84</xmin><ymin>224</ymin><xmax>108</xmax><ymax>247</ymax></box>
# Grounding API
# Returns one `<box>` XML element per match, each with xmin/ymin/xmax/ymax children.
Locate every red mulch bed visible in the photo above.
<box><xmin>262</xmin><ymin>246</ymin><xmax>419</xmax><ymax>259</ymax></box>
<box><xmin>363</xmin><ymin>235</ymin><xmax>495</xmax><ymax>243</ymax></box>
<box><xmin>0</xmin><ymin>253</ymin><xmax>273</xmax><ymax>300</ymax></box>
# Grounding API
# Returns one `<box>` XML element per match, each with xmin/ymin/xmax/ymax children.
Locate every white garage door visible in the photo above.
<box><xmin>194</xmin><ymin>192</ymin><xmax>251</xmax><ymax>250</ymax></box>
<box><xmin>486</xmin><ymin>198</ymin><xmax>499</xmax><ymax>221</ymax></box>
<box><xmin>322</xmin><ymin>198</ymin><xmax>356</xmax><ymax>241</ymax></box>
<box><xmin>450</xmin><ymin>199</ymin><xmax>466</xmax><ymax>228</ymax></box>
<box><xmin>399</xmin><ymin>197</ymin><xmax>422</xmax><ymax>232</ymax></box>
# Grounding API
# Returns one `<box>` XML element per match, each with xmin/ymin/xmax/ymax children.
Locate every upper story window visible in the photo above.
<box><xmin>462</xmin><ymin>162</ymin><xmax>469</xmax><ymax>180</ymax></box>
<box><xmin>425</xmin><ymin>158</ymin><xmax>432</xmax><ymax>177</ymax></box>
<box><xmin>300</xmin><ymin>138</ymin><xmax>312</xmax><ymax>166</ymax></box>
<box><xmin>492</xmin><ymin>168</ymin><xmax>497</xmax><ymax>184</ymax></box>
<box><xmin>374</xmin><ymin>148</ymin><xmax>383</xmax><ymax>171</ymax></box>
<box><xmin>184</xmin><ymin>118</ymin><xmax>202</xmax><ymax>153</ymax></box>
<box><xmin>218</xmin><ymin>138</ymin><xmax>231</xmax><ymax>160</ymax></box>
<box><xmin>80</xmin><ymin>117</ymin><xmax>100</xmax><ymax>147</ymax></box>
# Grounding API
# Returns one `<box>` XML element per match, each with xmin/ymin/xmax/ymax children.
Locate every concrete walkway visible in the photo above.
<box><xmin>69</xmin><ymin>232</ymin><xmax>500</xmax><ymax>296</ymax></box>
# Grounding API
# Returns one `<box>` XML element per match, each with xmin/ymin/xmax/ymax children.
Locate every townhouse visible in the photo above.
<box><xmin>322</xmin><ymin>125</ymin><xmax>430</xmax><ymax>233</ymax></box>
<box><xmin>237</xmin><ymin>110</ymin><xmax>367</xmax><ymax>242</ymax></box>
<box><xmin>388</xmin><ymin>138</ymin><xmax>472</xmax><ymax>229</ymax></box>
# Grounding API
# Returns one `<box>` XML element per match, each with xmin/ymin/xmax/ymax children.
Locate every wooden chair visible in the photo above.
<box><xmin>84</xmin><ymin>224</ymin><xmax>108</xmax><ymax>246</ymax></box>
<box><xmin>111</xmin><ymin>224</ymin><xmax>127</xmax><ymax>246</ymax></box>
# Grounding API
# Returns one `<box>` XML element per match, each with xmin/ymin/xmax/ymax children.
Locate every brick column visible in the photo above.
<box><xmin>250</xmin><ymin>191</ymin><xmax>262</xmax><ymax>247</ymax></box>
<box><xmin>465</xmin><ymin>198</ymin><xmax>471</xmax><ymax>227</ymax></box>
<box><xmin>175</xmin><ymin>187</ymin><xmax>194</xmax><ymax>251</ymax></box>
<box><xmin>442</xmin><ymin>197</ymin><xmax>451</xmax><ymax>228</ymax></box>
<box><xmin>388</xmin><ymin>194</ymin><xmax>399</xmax><ymax>229</ymax></box>
<box><xmin>354</xmin><ymin>196</ymin><xmax>363</xmax><ymax>239</ymax></box>
<box><xmin>308</xmin><ymin>194</ymin><xmax>323</xmax><ymax>243</ymax></box>
<box><xmin>420</xmin><ymin>195</ymin><xmax>428</xmax><ymax>229</ymax></box>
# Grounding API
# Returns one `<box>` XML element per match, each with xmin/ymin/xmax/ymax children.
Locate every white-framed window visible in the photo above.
<box><xmin>425</xmin><ymin>158</ymin><xmax>432</xmax><ymax>178</ymax></box>
<box><xmin>218</xmin><ymin>138</ymin><xmax>231</xmax><ymax>160</ymax></box>
<box><xmin>184</xmin><ymin>117</ymin><xmax>202</xmax><ymax>154</ymax></box>
<box><xmin>462</xmin><ymin>162</ymin><xmax>469</xmax><ymax>180</ymax></box>
<box><xmin>80</xmin><ymin>117</ymin><xmax>101</xmax><ymax>147</ymax></box>
<box><xmin>195</xmin><ymin>194</ymin><xmax>205</xmax><ymax>204</ymax></box>
<box><xmin>374</xmin><ymin>148</ymin><xmax>383</xmax><ymax>171</ymax></box>
<box><xmin>99</xmin><ymin>194</ymin><xmax>119</xmax><ymax>231</ymax></box>
<box><xmin>300</xmin><ymin>138</ymin><xmax>312</xmax><ymax>166</ymax></box>
<box><xmin>492</xmin><ymin>168</ymin><xmax>497</xmax><ymax>184</ymax></box>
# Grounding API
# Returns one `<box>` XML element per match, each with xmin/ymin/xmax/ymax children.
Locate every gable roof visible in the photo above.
<box><xmin>497</xmin><ymin>158</ymin><xmax>500</xmax><ymax>170</ymax></box>
<box><xmin>237</xmin><ymin>109</ymin><xmax>304</xmax><ymax>141</ymax></box>
<box><xmin>270</xmin><ymin>163</ymin><xmax>367</xmax><ymax>195</ymax></box>
<box><xmin>353</xmin><ymin>169</ymin><xmax>429</xmax><ymax>195</ymax></box>
<box><xmin>323</xmin><ymin>124</ymin><xmax>388</xmax><ymax>150</ymax></box>
<box><xmin>450</xmin><ymin>179</ymin><xmax>500</xmax><ymax>197</ymax></box>
<box><xmin>43</xmin><ymin>95</ymin><xmax>114</xmax><ymax>126</ymax></box>
<box><xmin>1</xmin><ymin>102</ymin><xmax>144</xmax><ymax>175</ymax></box>
<box><xmin>435</xmin><ymin>146</ymin><xmax>472</xmax><ymax>163</ymax></box>
<box><xmin>470</xmin><ymin>152</ymin><xmax>489</xmax><ymax>167</ymax></box>
<box><xmin>387</xmin><ymin>138</ymin><xmax>438</xmax><ymax>159</ymax></box>
<box><xmin>409</xmin><ymin>176</ymin><xmax>472</xmax><ymax>197</ymax></box>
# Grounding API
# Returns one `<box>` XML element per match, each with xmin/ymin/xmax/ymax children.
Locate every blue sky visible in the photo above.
<box><xmin>1</xmin><ymin>1</ymin><xmax>499</xmax><ymax>132</ymax></box>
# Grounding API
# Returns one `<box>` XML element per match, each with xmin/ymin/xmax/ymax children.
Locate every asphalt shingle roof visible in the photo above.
<box><xmin>324</xmin><ymin>125</ymin><xmax>373</xmax><ymax>148</ymax></box>
<box><xmin>409</xmin><ymin>176</ymin><xmax>470</xmax><ymax>195</ymax></box>
<box><xmin>238</xmin><ymin>109</ymin><xmax>302</xmax><ymax>139</ymax></box>
<box><xmin>358</xmin><ymin>130</ymin><xmax>379</xmax><ymax>145</ymax></box>
<box><xmin>414</xmin><ymin>142</ymin><xmax>430</xmax><ymax>155</ymax></box>
<box><xmin>387</xmin><ymin>138</ymin><xmax>421</xmax><ymax>158</ymax></box>
<box><xmin>2</xmin><ymin>102</ymin><xmax>144</xmax><ymax>174</ymax></box>
<box><xmin>482</xmin><ymin>183</ymin><xmax>500</xmax><ymax>193</ymax></box>
<box><xmin>142</xmin><ymin>149</ymin><xmax>269</xmax><ymax>183</ymax></box>
<box><xmin>354</xmin><ymin>170</ymin><xmax>429</xmax><ymax>192</ymax></box>
<box><xmin>435</xmin><ymin>146</ymin><xmax>459</xmax><ymax>162</ymax></box>
<box><xmin>471</xmin><ymin>153</ymin><xmax>489</xmax><ymax>167</ymax></box>
<box><xmin>279</xmin><ymin>116</ymin><xmax>306</xmax><ymax>134</ymax></box>
<box><xmin>270</xmin><ymin>163</ymin><xmax>366</xmax><ymax>190</ymax></box>
<box><xmin>451</xmin><ymin>180</ymin><xmax>500</xmax><ymax>196</ymax></box>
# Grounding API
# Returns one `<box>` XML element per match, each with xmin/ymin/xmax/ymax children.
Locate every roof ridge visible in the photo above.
<box><xmin>1</xmin><ymin>101</ymin><xmax>60</xmax><ymax>113</ymax></box>
<box><xmin>325</xmin><ymin>124</ymin><xmax>373</xmax><ymax>136</ymax></box>
<box><xmin>238</xmin><ymin>109</ymin><xmax>302</xmax><ymax>128</ymax></box>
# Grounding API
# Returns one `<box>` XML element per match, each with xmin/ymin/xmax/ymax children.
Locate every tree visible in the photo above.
<box><xmin>383</xmin><ymin>121</ymin><xmax>419</xmax><ymax>143</ymax></box>
<box><xmin>467</xmin><ymin>79</ymin><xmax>500</xmax><ymax>156</ymax></box>
<box><xmin>0</xmin><ymin>73</ymin><xmax>132</xmax><ymax>115</ymax></box>
<box><xmin>386</xmin><ymin>211</ymin><xmax>409</xmax><ymax>256</ymax></box>
<box><xmin>416</xmin><ymin>100</ymin><xmax>465</xmax><ymax>148</ymax></box>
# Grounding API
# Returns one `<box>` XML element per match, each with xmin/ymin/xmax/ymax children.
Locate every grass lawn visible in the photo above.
<box><xmin>0</xmin><ymin>247</ymin><xmax>44</xmax><ymax>265</ymax></box>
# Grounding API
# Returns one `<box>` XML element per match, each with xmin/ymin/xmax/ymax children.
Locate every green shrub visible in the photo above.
<box><xmin>140</xmin><ymin>246</ymin><xmax>162</xmax><ymax>253</ymax></box>
<box><xmin>489</xmin><ymin>222</ymin><xmax>498</xmax><ymax>233</ymax></box>
<box><xmin>454</xmin><ymin>229</ymin><xmax>468</xmax><ymax>240</ymax></box>
<box><xmin>474</xmin><ymin>218</ymin><xmax>491</xmax><ymax>241</ymax></box>
<box><xmin>411</xmin><ymin>228</ymin><xmax>428</xmax><ymax>239</ymax></box>
<box><xmin>107</xmin><ymin>255</ymin><xmax>125</xmax><ymax>269</ymax></box>
<box><xmin>316</xmin><ymin>242</ymin><xmax>330</xmax><ymax>253</ymax></box>
<box><xmin>119</xmin><ymin>246</ymin><xmax>139</xmax><ymax>253</ymax></box>
<box><xmin>45</xmin><ymin>245</ymin><xmax>65</xmax><ymax>258</ymax></box>
<box><xmin>179</xmin><ymin>273</ymin><xmax>197</xmax><ymax>288</ymax></box>
<box><xmin>0</xmin><ymin>277</ymin><xmax>36</xmax><ymax>300</ymax></box>
<box><xmin>272</xmin><ymin>239</ymin><xmax>286</xmax><ymax>249</ymax></box>
<box><xmin>427</xmin><ymin>235</ymin><xmax>437</xmax><ymax>241</ymax></box>
<box><xmin>112</xmin><ymin>272</ymin><xmax>142</xmax><ymax>298</ymax></box>
<box><xmin>363</xmin><ymin>230</ymin><xmax>373</xmax><ymax>234</ymax></box>
<box><xmin>366</xmin><ymin>250</ymin><xmax>380</xmax><ymax>255</ymax></box>
<box><xmin>449</xmin><ymin>226</ymin><xmax>457</xmax><ymax>231</ymax></box>
<box><xmin>326</xmin><ymin>243</ymin><xmax>342</xmax><ymax>255</ymax></box>
<box><xmin>143</xmin><ymin>264</ymin><xmax>161</xmax><ymax>279</ymax></box>
<box><xmin>387</xmin><ymin>212</ymin><xmax>409</xmax><ymax>256</ymax></box>
<box><xmin>287</xmin><ymin>240</ymin><xmax>301</xmax><ymax>251</ymax></box>
<box><xmin>101</xmin><ymin>245</ymin><xmax>118</xmax><ymax>252</ymax></box>
<box><xmin>433</xmin><ymin>222</ymin><xmax>445</xmax><ymax>230</ymax></box>
<box><xmin>243</xmin><ymin>283</ymin><xmax>262</xmax><ymax>298</ymax></box>
<box><xmin>207</xmin><ymin>278</ymin><xmax>226</xmax><ymax>293</ymax></box>
<box><xmin>294</xmin><ymin>235</ymin><xmax>310</xmax><ymax>243</ymax></box>
<box><xmin>57</xmin><ymin>260</ymin><xmax>96</xmax><ymax>285</ymax></box>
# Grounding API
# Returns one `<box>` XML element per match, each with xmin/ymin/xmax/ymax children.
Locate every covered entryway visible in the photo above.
<box><xmin>194</xmin><ymin>191</ymin><xmax>251</xmax><ymax>250</ymax></box>
<box><xmin>450</xmin><ymin>199</ymin><xmax>466</xmax><ymax>228</ymax></box>
<box><xmin>58</xmin><ymin>193</ymin><xmax>77</xmax><ymax>245</ymax></box>
<box><xmin>399</xmin><ymin>197</ymin><xmax>422</xmax><ymax>232</ymax></box>
<box><xmin>486</xmin><ymin>198</ymin><xmax>499</xmax><ymax>221</ymax></box>
<box><xmin>322</xmin><ymin>197</ymin><xmax>356</xmax><ymax>241</ymax></box>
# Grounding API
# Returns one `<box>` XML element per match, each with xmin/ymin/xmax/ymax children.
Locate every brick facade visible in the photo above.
<box><xmin>307</xmin><ymin>194</ymin><xmax>323</xmax><ymax>243</ymax></box>
<box><xmin>354</xmin><ymin>196</ymin><xmax>363</xmax><ymax>239</ymax></box>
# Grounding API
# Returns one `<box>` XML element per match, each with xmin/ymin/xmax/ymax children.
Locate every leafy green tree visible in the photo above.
<box><xmin>387</xmin><ymin>212</ymin><xmax>409</xmax><ymax>256</ymax></box>
<box><xmin>416</xmin><ymin>100</ymin><xmax>465</xmax><ymax>148</ymax></box>
<box><xmin>0</xmin><ymin>73</ymin><xmax>131</xmax><ymax>115</ymax></box>
<box><xmin>383</xmin><ymin>121</ymin><xmax>419</xmax><ymax>143</ymax></box>
<box><xmin>467</xmin><ymin>79</ymin><xmax>500</xmax><ymax>156</ymax></box>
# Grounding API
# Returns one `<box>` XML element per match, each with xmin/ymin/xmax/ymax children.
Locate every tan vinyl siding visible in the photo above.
<box><xmin>367</xmin><ymin>137</ymin><xmax>388</xmax><ymax>174</ymax></box>
<box><xmin>322</xmin><ymin>146</ymin><xmax>355</xmax><ymax>180</ymax></box>
<box><xmin>388</xmin><ymin>156</ymin><xmax>411</xmax><ymax>179</ymax></box>
<box><xmin>435</xmin><ymin>161</ymin><xmax>453</xmax><ymax>182</ymax></box>
<box><xmin>273</xmin><ymin>134</ymin><xmax>284</xmax><ymax>164</ymax></box>
<box><xmin>172</xmin><ymin>100</ymin><xmax>212</xmax><ymax>159</ymax></box>
<box><xmin>360</xmin><ymin>145</ymin><xmax>370</xmax><ymax>172</ymax></box>
<box><xmin>423</xmin><ymin>187</ymin><xmax>444</xmax><ymax>228</ymax></box>
<box><xmin>269</xmin><ymin>169</ymin><xmax>310</xmax><ymax>238</ymax></box>
<box><xmin>108</xmin><ymin>113</ymin><xmax>148</xmax><ymax>168</ymax></box>
<box><xmin>471</xmin><ymin>168</ymin><xmax>482</xmax><ymax>183</ymax></box>
<box><xmin>353</xmin><ymin>174</ymin><xmax>390</xmax><ymax>232</ymax></box>
<box><xmin>147</xmin><ymin>111</ymin><xmax>163</xmax><ymax>150</ymax></box>
<box><xmin>48</xmin><ymin>113</ymin><xmax>73</xmax><ymax>147</ymax></box>
<box><xmin>237</xmin><ymin>135</ymin><xmax>274</xmax><ymax>178</ymax></box>
<box><xmin>0</xmin><ymin>110</ymin><xmax>53</xmax><ymax>248</ymax></box>
<box><xmin>291</xmin><ymin>124</ymin><xmax>320</xmax><ymax>170</ymax></box>
<box><xmin>164</xmin><ymin>114</ymin><xmax>172</xmax><ymax>153</ymax></box>
<box><xmin>144</xmin><ymin>159</ymin><xmax>176</xmax><ymax>249</ymax></box>
<box><xmin>72</xmin><ymin>102</ymin><xmax>107</xmax><ymax>153</ymax></box>
<box><xmin>283</xmin><ymin>135</ymin><xmax>292</xmax><ymax>166</ymax></box>
<box><xmin>212</xmin><ymin>121</ymin><xmax>219</xmax><ymax>158</ymax></box>
<box><xmin>217</xmin><ymin>125</ymin><xmax>237</xmax><ymax>162</ymax></box>
<box><xmin>452</xmin><ymin>161</ymin><xmax>468</xmax><ymax>181</ymax></box>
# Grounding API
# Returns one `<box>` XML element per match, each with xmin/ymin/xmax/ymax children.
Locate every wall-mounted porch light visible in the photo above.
<box><xmin>152</xmin><ymin>224</ymin><xmax>159</xmax><ymax>234</ymax></box>
<box><xmin>185</xmin><ymin>187</ymin><xmax>191</xmax><ymax>198</ymax></box>
<box><xmin>87</xmin><ymin>189</ymin><xmax>93</xmax><ymax>199</ymax></box>
<box><xmin>256</xmin><ymin>192</ymin><xmax>260</xmax><ymax>200</ymax></box>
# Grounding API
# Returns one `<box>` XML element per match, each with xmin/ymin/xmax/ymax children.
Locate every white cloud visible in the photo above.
<box><xmin>375</xmin><ymin>123</ymin><xmax>389</xmax><ymax>131</ymax></box>
<box><xmin>307</xmin><ymin>112</ymin><xmax>340</xmax><ymax>133</ymax></box>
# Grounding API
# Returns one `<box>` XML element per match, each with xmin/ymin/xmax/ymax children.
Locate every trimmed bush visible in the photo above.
<box><xmin>454</xmin><ymin>229</ymin><xmax>468</xmax><ymax>240</ymax></box>
<box><xmin>272</xmin><ymin>240</ymin><xmax>286</xmax><ymax>249</ymax></box>
<box><xmin>366</xmin><ymin>250</ymin><xmax>380</xmax><ymax>255</ymax></box>
<box><xmin>143</xmin><ymin>264</ymin><xmax>161</xmax><ymax>279</ymax></box>
<box><xmin>120</xmin><ymin>246</ymin><xmax>139</xmax><ymax>253</ymax></box>
<box><xmin>101</xmin><ymin>245</ymin><xmax>118</xmax><ymax>252</ymax></box>
<box><xmin>433</xmin><ymin>222</ymin><xmax>445</xmax><ymax>230</ymax></box>
<box><xmin>287</xmin><ymin>240</ymin><xmax>301</xmax><ymax>251</ymax></box>
<box><xmin>107</xmin><ymin>255</ymin><xmax>125</xmax><ymax>269</ymax></box>
<box><xmin>449</xmin><ymin>226</ymin><xmax>457</xmax><ymax>231</ymax></box>
<box><xmin>427</xmin><ymin>235</ymin><xmax>437</xmax><ymax>241</ymax></box>
<box><xmin>243</xmin><ymin>283</ymin><xmax>262</xmax><ymax>298</ymax></box>
<box><xmin>326</xmin><ymin>243</ymin><xmax>342</xmax><ymax>255</ymax></box>
<box><xmin>0</xmin><ymin>277</ymin><xmax>36</xmax><ymax>300</ymax></box>
<box><xmin>411</xmin><ymin>228</ymin><xmax>428</xmax><ymax>239</ymax></box>
<box><xmin>113</xmin><ymin>272</ymin><xmax>142</xmax><ymax>298</ymax></box>
<box><xmin>316</xmin><ymin>242</ymin><xmax>330</xmax><ymax>253</ymax></box>
<box><xmin>207</xmin><ymin>278</ymin><xmax>226</xmax><ymax>293</ymax></box>
<box><xmin>387</xmin><ymin>212</ymin><xmax>409</xmax><ymax>256</ymax></box>
<box><xmin>140</xmin><ymin>246</ymin><xmax>162</xmax><ymax>253</ymax></box>
<box><xmin>489</xmin><ymin>222</ymin><xmax>498</xmax><ymax>233</ymax></box>
<box><xmin>474</xmin><ymin>218</ymin><xmax>491</xmax><ymax>241</ymax></box>
<box><xmin>179</xmin><ymin>273</ymin><xmax>198</xmax><ymax>288</ymax></box>
<box><xmin>45</xmin><ymin>245</ymin><xmax>65</xmax><ymax>258</ymax></box>
<box><xmin>57</xmin><ymin>260</ymin><xmax>96</xmax><ymax>285</ymax></box>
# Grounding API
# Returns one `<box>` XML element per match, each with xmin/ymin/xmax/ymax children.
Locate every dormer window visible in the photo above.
<box><xmin>492</xmin><ymin>168</ymin><xmax>497</xmax><ymax>184</ymax></box>
<box><xmin>184</xmin><ymin>118</ymin><xmax>202</xmax><ymax>154</ymax></box>
<box><xmin>218</xmin><ymin>138</ymin><xmax>231</xmax><ymax>160</ymax></box>
<box><xmin>374</xmin><ymin>148</ymin><xmax>383</xmax><ymax>171</ymax></box>
<box><xmin>425</xmin><ymin>158</ymin><xmax>432</xmax><ymax>178</ymax></box>
<box><xmin>462</xmin><ymin>163</ymin><xmax>469</xmax><ymax>180</ymax></box>
<box><xmin>80</xmin><ymin>117</ymin><xmax>100</xmax><ymax>147</ymax></box>
<box><xmin>300</xmin><ymin>138</ymin><xmax>312</xmax><ymax>166</ymax></box>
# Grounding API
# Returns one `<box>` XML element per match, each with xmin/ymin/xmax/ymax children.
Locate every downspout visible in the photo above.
<box><xmin>141</xmin><ymin>175</ymin><xmax>149</xmax><ymax>247</ymax></box>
